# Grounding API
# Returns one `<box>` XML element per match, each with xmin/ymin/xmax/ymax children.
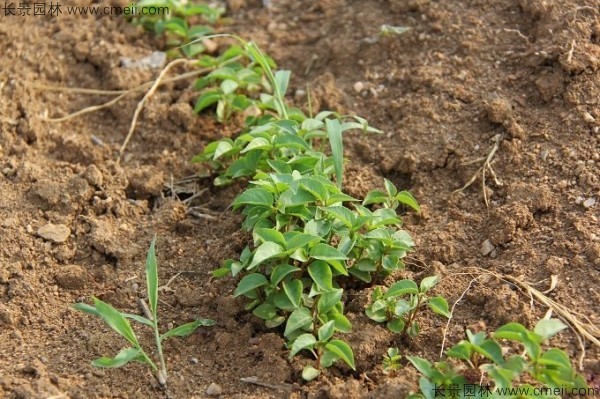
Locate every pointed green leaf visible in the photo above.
<box><xmin>302</xmin><ymin>365</ymin><xmax>320</xmax><ymax>381</ymax></box>
<box><xmin>384</xmin><ymin>179</ymin><xmax>398</xmax><ymax>197</ymax></box>
<box><xmin>248</xmin><ymin>241</ymin><xmax>285</xmax><ymax>269</ymax></box>
<box><xmin>232</xmin><ymin>188</ymin><xmax>274</xmax><ymax>210</ymax></box>
<box><xmin>325</xmin><ymin>340</ymin><xmax>355</xmax><ymax>370</ymax></box>
<box><xmin>396</xmin><ymin>191</ymin><xmax>420</xmax><ymax>213</ymax></box>
<box><xmin>428</xmin><ymin>296</ymin><xmax>451</xmax><ymax>318</ymax></box>
<box><xmin>146</xmin><ymin>237</ymin><xmax>158</xmax><ymax>317</ymax></box>
<box><xmin>407</xmin><ymin>356</ymin><xmax>434</xmax><ymax>379</ymax></box>
<box><xmin>161</xmin><ymin>319</ymin><xmax>215</xmax><ymax>340</ymax></box>
<box><xmin>282</xmin><ymin>279</ymin><xmax>303</xmax><ymax>309</ymax></box>
<box><xmin>92</xmin><ymin>298</ymin><xmax>139</xmax><ymax>346</ymax></box>
<box><xmin>419</xmin><ymin>276</ymin><xmax>439</xmax><ymax>293</ymax></box>
<box><xmin>254</xmin><ymin>228</ymin><xmax>286</xmax><ymax>247</ymax></box>
<box><xmin>284</xmin><ymin>307</ymin><xmax>312</xmax><ymax>337</ymax></box>
<box><xmin>308</xmin><ymin>260</ymin><xmax>334</xmax><ymax>291</ymax></box>
<box><xmin>270</xmin><ymin>264</ymin><xmax>300</xmax><ymax>285</ymax></box>
<box><xmin>384</xmin><ymin>280</ymin><xmax>418</xmax><ymax>298</ymax></box>
<box><xmin>326</xmin><ymin>118</ymin><xmax>344</xmax><ymax>189</ymax></box>
<box><xmin>289</xmin><ymin>333</ymin><xmax>317</xmax><ymax>358</ymax></box>
<box><xmin>534</xmin><ymin>319</ymin><xmax>567</xmax><ymax>341</ymax></box>
<box><xmin>310</xmin><ymin>243</ymin><xmax>347</xmax><ymax>261</ymax></box>
<box><xmin>92</xmin><ymin>347</ymin><xmax>144</xmax><ymax>368</ymax></box>
<box><xmin>318</xmin><ymin>320</ymin><xmax>336</xmax><ymax>342</ymax></box>
<box><xmin>363</xmin><ymin>190</ymin><xmax>388</xmax><ymax>206</ymax></box>
<box><xmin>234</xmin><ymin>273</ymin><xmax>268</xmax><ymax>297</ymax></box>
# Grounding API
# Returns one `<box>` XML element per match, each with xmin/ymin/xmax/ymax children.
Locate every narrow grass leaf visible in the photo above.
<box><xmin>92</xmin><ymin>347</ymin><xmax>143</xmax><ymax>368</ymax></box>
<box><xmin>161</xmin><ymin>319</ymin><xmax>215</xmax><ymax>341</ymax></box>
<box><xmin>146</xmin><ymin>236</ymin><xmax>158</xmax><ymax>317</ymax></box>
<box><xmin>93</xmin><ymin>298</ymin><xmax>139</xmax><ymax>346</ymax></box>
<box><xmin>326</xmin><ymin>118</ymin><xmax>344</xmax><ymax>189</ymax></box>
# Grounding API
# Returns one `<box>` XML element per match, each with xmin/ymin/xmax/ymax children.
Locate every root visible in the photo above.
<box><xmin>35</xmin><ymin>68</ymin><xmax>210</xmax><ymax>123</ymax></box>
<box><xmin>117</xmin><ymin>58</ymin><xmax>191</xmax><ymax>163</ymax></box>
<box><xmin>452</xmin><ymin>134</ymin><xmax>503</xmax><ymax>207</ymax></box>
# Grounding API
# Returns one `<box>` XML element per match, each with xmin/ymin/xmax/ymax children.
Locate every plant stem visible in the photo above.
<box><xmin>153</xmin><ymin>322</ymin><xmax>168</xmax><ymax>385</ymax></box>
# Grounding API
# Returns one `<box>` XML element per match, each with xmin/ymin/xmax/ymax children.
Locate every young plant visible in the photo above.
<box><xmin>195</xmin><ymin>37</ymin><xmax>419</xmax><ymax>378</ymax></box>
<box><xmin>363</xmin><ymin>178</ymin><xmax>420</xmax><ymax>213</ymax></box>
<box><xmin>382</xmin><ymin>347</ymin><xmax>402</xmax><ymax>374</ymax></box>
<box><xmin>128</xmin><ymin>0</ymin><xmax>226</xmax><ymax>57</ymax></box>
<box><xmin>73</xmin><ymin>237</ymin><xmax>215</xmax><ymax>385</ymax></box>
<box><xmin>407</xmin><ymin>319</ymin><xmax>588</xmax><ymax>399</ymax></box>
<box><xmin>366</xmin><ymin>276</ymin><xmax>450</xmax><ymax>337</ymax></box>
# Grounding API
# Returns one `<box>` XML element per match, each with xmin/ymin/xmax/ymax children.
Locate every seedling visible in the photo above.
<box><xmin>407</xmin><ymin>319</ymin><xmax>588</xmax><ymax>399</ymax></box>
<box><xmin>128</xmin><ymin>0</ymin><xmax>226</xmax><ymax>57</ymax></box>
<box><xmin>366</xmin><ymin>276</ymin><xmax>450</xmax><ymax>336</ymax></box>
<box><xmin>73</xmin><ymin>237</ymin><xmax>215</xmax><ymax>385</ymax></box>
<box><xmin>382</xmin><ymin>347</ymin><xmax>402</xmax><ymax>374</ymax></box>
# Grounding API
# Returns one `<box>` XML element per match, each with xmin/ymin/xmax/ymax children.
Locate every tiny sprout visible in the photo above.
<box><xmin>74</xmin><ymin>237</ymin><xmax>215</xmax><ymax>386</ymax></box>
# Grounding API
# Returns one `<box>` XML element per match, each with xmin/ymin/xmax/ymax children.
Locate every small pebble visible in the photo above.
<box><xmin>583</xmin><ymin>198</ymin><xmax>596</xmax><ymax>208</ymax></box>
<box><xmin>353</xmin><ymin>81</ymin><xmax>365</xmax><ymax>93</ymax></box>
<box><xmin>480</xmin><ymin>239</ymin><xmax>494</xmax><ymax>256</ymax></box>
<box><xmin>37</xmin><ymin>223</ymin><xmax>71</xmax><ymax>243</ymax></box>
<box><xmin>190</xmin><ymin>357</ymin><xmax>199</xmax><ymax>364</ymax></box>
<box><xmin>206</xmin><ymin>383</ymin><xmax>222</xmax><ymax>396</ymax></box>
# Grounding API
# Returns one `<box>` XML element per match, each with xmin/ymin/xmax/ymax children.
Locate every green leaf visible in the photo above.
<box><xmin>213</xmin><ymin>140</ymin><xmax>234</xmax><ymax>160</ymax></box>
<box><xmin>428</xmin><ymin>296</ymin><xmax>451</xmax><ymax>318</ymax></box>
<box><xmin>254</xmin><ymin>228</ymin><xmax>286</xmax><ymax>247</ymax></box>
<box><xmin>282</xmin><ymin>279</ymin><xmax>303</xmax><ymax>309</ymax></box>
<box><xmin>274</xmin><ymin>70</ymin><xmax>291</xmax><ymax>97</ymax></box>
<box><xmin>325</xmin><ymin>340</ymin><xmax>355</xmax><ymax>370</ymax></box>
<box><xmin>384</xmin><ymin>178</ymin><xmax>398</xmax><ymax>197</ymax></box>
<box><xmin>241</xmin><ymin>137</ymin><xmax>272</xmax><ymax>153</ymax></box>
<box><xmin>317</xmin><ymin>289</ymin><xmax>343</xmax><ymax>314</ymax></box>
<box><xmin>252</xmin><ymin>303</ymin><xmax>278</xmax><ymax>320</ymax></box>
<box><xmin>270</xmin><ymin>264</ymin><xmax>300</xmax><ymax>285</ymax></box>
<box><xmin>220</xmin><ymin>79</ymin><xmax>238</xmax><ymax>95</ymax></box>
<box><xmin>284</xmin><ymin>308</ymin><xmax>312</xmax><ymax>337</ymax></box>
<box><xmin>248</xmin><ymin>242</ymin><xmax>285</xmax><ymax>270</ymax></box>
<box><xmin>363</xmin><ymin>190</ymin><xmax>388</xmax><ymax>206</ymax></box>
<box><xmin>387</xmin><ymin>318</ymin><xmax>406</xmax><ymax>333</ymax></box>
<box><xmin>310</xmin><ymin>243</ymin><xmax>347</xmax><ymax>261</ymax></box>
<box><xmin>92</xmin><ymin>298</ymin><xmax>139</xmax><ymax>346</ymax></box>
<box><xmin>92</xmin><ymin>347</ymin><xmax>144</xmax><ymax>368</ymax></box>
<box><xmin>320</xmin><ymin>206</ymin><xmax>355</xmax><ymax>228</ymax></box>
<box><xmin>419</xmin><ymin>276</ymin><xmax>439</xmax><ymax>293</ymax></box>
<box><xmin>534</xmin><ymin>319</ymin><xmax>567</xmax><ymax>341</ymax></box>
<box><xmin>476</xmin><ymin>340</ymin><xmax>504</xmax><ymax>364</ymax></box>
<box><xmin>406</xmin><ymin>356</ymin><xmax>434</xmax><ymax>379</ymax></box>
<box><xmin>234</xmin><ymin>274</ymin><xmax>269</xmax><ymax>297</ymax></box>
<box><xmin>302</xmin><ymin>365</ymin><xmax>320</xmax><ymax>381</ymax></box>
<box><xmin>326</xmin><ymin>118</ymin><xmax>344</xmax><ymax>189</ymax></box>
<box><xmin>446</xmin><ymin>342</ymin><xmax>472</xmax><ymax>362</ymax></box>
<box><xmin>122</xmin><ymin>313</ymin><xmax>154</xmax><ymax>327</ymax></box>
<box><xmin>308</xmin><ymin>261</ymin><xmax>334</xmax><ymax>291</ymax></box>
<box><xmin>384</xmin><ymin>280</ymin><xmax>418</xmax><ymax>298</ymax></box>
<box><xmin>73</xmin><ymin>302</ymin><xmax>100</xmax><ymax>317</ymax></box>
<box><xmin>318</xmin><ymin>320</ymin><xmax>336</xmax><ymax>342</ymax></box>
<box><xmin>146</xmin><ymin>237</ymin><xmax>158</xmax><ymax>317</ymax></box>
<box><xmin>232</xmin><ymin>187</ymin><xmax>274</xmax><ymax>210</ymax></box>
<box><xmin>195</xmin><ymin>90</ymin><xmax>221</xmax><ymax>113</ymax></box>
<box><xmin>284</xmin><ymin>232</ymin><xmax>322</xmax><ymax>251</ymax></box>
<box><xmin>161</xmin><ymin>319</ymin><xmax>215</xmax><ymax>340</ymax></box>
<box><xmin>289</xmin><ymin>333</ymin><xmax>317</xmax><ymax>358</ymax></box>
<box><xmin>538</xmin><ymin>348</ymin><xmax>571</xmax><ymax>369</ymax></box>
<box><xmin>396</xmin><ymin>191</ymin><xmax>420</xmax><ymax>213</ymax></box>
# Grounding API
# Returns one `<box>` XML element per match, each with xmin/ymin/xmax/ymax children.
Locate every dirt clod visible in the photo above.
<box><xmin>37</xmin><ymin>224</ymin><xmax>71</xmax><ymax>244</ymax></box>
<box><xmin>55</xmin><ymin>265</ymin><xmax>87</xmax><ymax>290</ymax></box>
<box><xmin>206</xmin><ymin>383</ymin><xmax>223</xmax><ymax>396</ymax></box>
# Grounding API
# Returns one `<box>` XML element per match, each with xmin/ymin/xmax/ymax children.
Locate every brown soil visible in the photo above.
<box><xmin>1</xmin><ymin>0</ymin><xmax>599</xmax><ymax>398</ymax></box>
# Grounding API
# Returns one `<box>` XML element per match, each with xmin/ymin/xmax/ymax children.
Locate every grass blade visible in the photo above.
<box><xmin>93</xmin><ymin>298</ymin><xmax>140</xmax><ymax>347</ymax></box>
<box><xmin>326</xmin><ymin>118</ymin><xmax>344</xmax><ymax>189</ymax></box>
<box><xmin>146</xmin><ymin>236</ymin><xmax>158</xmax><ymax>318</ymax></box>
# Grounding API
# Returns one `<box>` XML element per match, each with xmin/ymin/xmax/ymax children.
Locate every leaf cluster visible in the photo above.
<box><xmin>366</xmin><ymin>276</ymin><xmax>450</xmax><ymax>336</ymax></box>
<box><xmin>128</xmin><ymin>0</ymin><xmax>226</xmax><ymax>57</ymax></box>
<box><xmin>407</xmin><ymin>319</ymin><xmax>588</xmax><ymax>399</ymax></box>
